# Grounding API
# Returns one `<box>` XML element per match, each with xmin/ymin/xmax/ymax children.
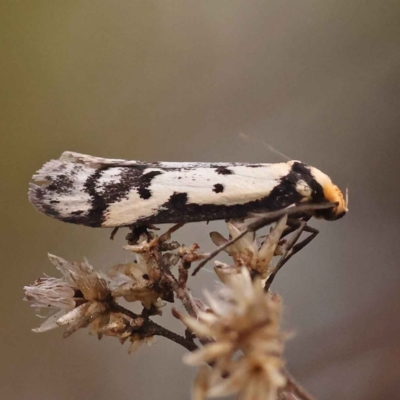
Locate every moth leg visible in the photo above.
<box><xmin>110</xmin><ymin>227</ymin><xmax>119</xmax><ymax>240</ymax></box>
<box><xmin>291</xmin><ymin>225</ymin><xmax>319</xmax><ymax>253</ymax></box>
<box><xmin>264</xmin><ymin>222</ymin><xmax>319</xmax><ymax>291</ymax></box>
<box><xmin>126</xmin><ymin>224</ymin><xmax>157</xmax><ymax>244</ymax></box>
<box><xmin>192</xmin><ymin>203</ymin><xmax>332</xmax><ymax>276</ymax></box>
<box><xmin>279</xmin><ymin>216</ymin><xmax>312</xmax><ymax>239</ymax></box>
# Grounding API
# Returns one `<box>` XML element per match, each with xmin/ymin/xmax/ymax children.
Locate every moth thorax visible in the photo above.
<box><xmin>295</xmin><ymin>180</ymin><xmax>312</xmax><ymax>199</ymax></box>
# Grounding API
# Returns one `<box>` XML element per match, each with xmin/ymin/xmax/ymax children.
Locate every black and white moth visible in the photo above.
<box><xmin>29</xmin><ymin>151</ymin><xmax>347</xmax><ymax>228</ymax></box>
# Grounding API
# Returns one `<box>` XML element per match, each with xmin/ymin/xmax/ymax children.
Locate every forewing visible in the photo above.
<box><xmin>29</xmin><ymin>152</ymin><xmax>291</xmax><ymax>227</ymax></box>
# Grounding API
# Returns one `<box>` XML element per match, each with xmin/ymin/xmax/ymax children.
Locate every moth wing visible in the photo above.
<box><xmin>29</xmin><ymin>152</ymin><xmax>291</xmax><ymax>227</ymax></box>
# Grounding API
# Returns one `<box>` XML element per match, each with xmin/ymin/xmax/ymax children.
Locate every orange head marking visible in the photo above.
<box><xmin>321</xmin><ymin>183</ymin><xmax>348</xmax><ymax>220</ymax></box>
<box><xmin>307</xmin><ymin>165</ymin><xmax>348</xmax><ymax>221</ymax></box>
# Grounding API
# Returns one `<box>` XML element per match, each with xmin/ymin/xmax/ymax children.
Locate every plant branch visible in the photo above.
<box><xmin>111</xmin><ymin>303</ymin><xmax>198</xmax><ymax>352</ymax></box>
<box><xmin>154</xmin><ymin>249</ymin><xmax>199</xmax><ymax>319</ymax></box>
<box><xmin>192</xmin><ymin>202</ymin><xmax>336</xmax><ymax>276</ymax></box>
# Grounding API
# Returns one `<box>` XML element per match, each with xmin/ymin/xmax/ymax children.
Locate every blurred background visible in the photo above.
<box><xmin>1</xmin><ymin>1</ymin><xmax>400</xmax><ymax>399</ymax></box>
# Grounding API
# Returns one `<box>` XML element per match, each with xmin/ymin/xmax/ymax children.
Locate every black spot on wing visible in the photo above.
<box><xmin>71</xmin><ymin>210</ymin><xmax>84</xmax><ymax>216</ymax></box>
<box><xmin>61</xmin><ymin>210</ymin><xmax>87</xmax><ymax>225</ymax></box>
<box><xmin>214</xmin><ymin>166</ymin><xmax>234</xmax><ymax>175</ymax></box>
<box><xmin>137</xmin><ymin>171</ymin><xmax>163</xmax><ymax>199</ymax></box>
<box><xmin>213</xmin><ymin>184</ymin><xmax>224</xmax><ymax>193</ymax></box>
<box><xmin>140</xmin><ymin>192</ymin><xmax>189</xmax><ymax>223</ymax></box>
<box><xmin>29</xmin><ymin>185</ymin><xmax>61</xmax><ymax>218</ymax></box>
<box><xmin>138</xmin><ymin>188</ymin><xmax>151</xmax><ymax>199</ymax></box>
<box><xmin>168</xmin><ymin>192</ymin><xmax>188</xmax><ymax>208</ymax></box>
<box><xmin>46</xmin><ymin>174</ymin><xmax>74</xmax><ymax>194</ymax></box>
<box><xmin>81</xmin><ymin>168</ymin><xmax>107</xmax><ymax>227</ymax></box>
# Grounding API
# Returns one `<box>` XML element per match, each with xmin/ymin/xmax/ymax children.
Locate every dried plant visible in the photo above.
<box><xmin>24</xmin><ymin>204</ymin><xmax>333</xmax><ymax>400</ymax></box>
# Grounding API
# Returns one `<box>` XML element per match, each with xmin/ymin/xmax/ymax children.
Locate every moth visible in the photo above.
<box><xmin>29</xmin><ymin>151</ymin><xmax>347</xmax><ymax>228</ymax></box>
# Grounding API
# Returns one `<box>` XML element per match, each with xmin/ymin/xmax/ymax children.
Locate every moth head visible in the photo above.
<box><xmin>308</xmin><ymin>166</ymin><xmax>348</xmax><ymax>221</ymax></box>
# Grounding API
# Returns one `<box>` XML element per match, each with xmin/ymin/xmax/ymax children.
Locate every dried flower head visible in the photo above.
<box><xmin>181</xmin><ymin>268</ymin><xmax>286</xmax><ymax>400</ymax></box>
<box><xmin>211</xmin><ymin>215</ymin><xmax>287</xmax><ymax>280</ymax></box>
<box><xmin>24</xmin><ymin>254</ymin><xmax>161</xmax><ymax>349</ymax></box>
<box><xmin>24</xmin><ymin>254</ymin><xmax>111</xmax><ymax>335</ymax></box>
<box><xmin>23</xmin><ymin>227</ymin><xmax>204</xmax><ymax>354</ymax></box>
<box><xmin>117</xmin><ymin>232</ymin><xmax>185</xmax><ymax>308</ymax></box>
<box><xmin>107</xmin><ymin>258</ymin><xmax>164</xmax><ymax>310</ymax></box>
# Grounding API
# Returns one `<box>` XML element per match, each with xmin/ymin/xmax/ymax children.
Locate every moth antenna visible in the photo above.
<box><xmin>345</xmin><ymin>186</ymin><xmax>349</xmax><ymax>209</ymax></box>
<box><xmin>239</xmin><ymin>133</ymin><xmax>291</xmax><ymax>161</ymax></box>
<box><xmin>265</xmin><ymin>143</ymin><xmax>291</xmax><ymax>161</ymax></box>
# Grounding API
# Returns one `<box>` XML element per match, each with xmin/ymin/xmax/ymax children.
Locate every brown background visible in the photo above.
<box><xmin>1</xmin><ymin>1</ymin><xmax>400</xmax><ymax>399</ymax></box>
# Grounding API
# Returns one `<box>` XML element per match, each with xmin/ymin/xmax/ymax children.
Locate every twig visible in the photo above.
<box><xmin>146</xmin><ymin>320</ymin><xmax>198</xmax><ymax>352</ymax></box>
<box><xmin>152</xmin><ymin>242</ymin><xmax>199</xmax><ymax>319</ymax></box>
<box><xmin>112</xmin><ymin>303</ymin><xmax>198</xmax><ymax>352</ymax></box>
<box><xmin>160</xmin><ymin>258</ymin><xmax>197</xmax><ymax>317</ymax></box>
<box><xmin>192</xmin><ymin>202</ymin><xmax>337</xmax><ymax>276</ymax></box>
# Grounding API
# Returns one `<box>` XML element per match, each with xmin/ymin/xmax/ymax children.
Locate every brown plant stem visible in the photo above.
<box><xmin>154</xmin><ymin>250</ymin><xmax>199</xmax><ymax>319</ymax></box>
<box><xmin>192</xmin><ymin>202</ymin><xmax>336</xmax><ymax>276</ymax></box>
<box><xmin>112</xmin><ymin>303</ymin><xmax>198</xmax><ymax>352</ymax></box>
